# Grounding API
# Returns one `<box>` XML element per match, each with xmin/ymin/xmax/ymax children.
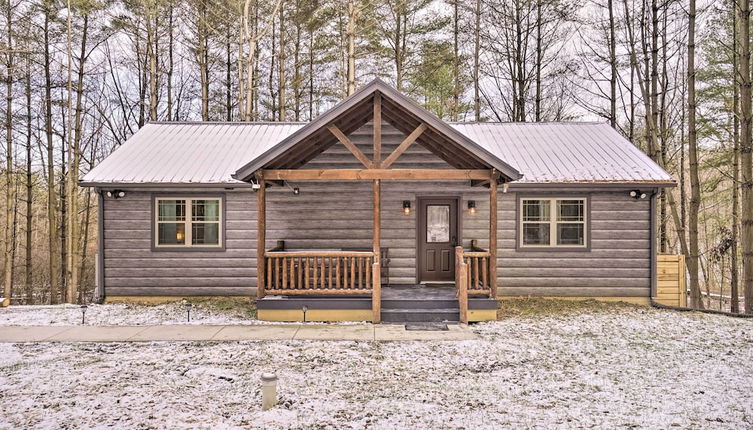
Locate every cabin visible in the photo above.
<box><xmin>80</xmin><ymin>79</ymin><xmax>675</xmax><ymax>323</ymax></box>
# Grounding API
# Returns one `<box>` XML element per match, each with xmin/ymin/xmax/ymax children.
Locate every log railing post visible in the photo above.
<box><xmin>256</xmin><ymin>171</ymin><xmax>266</xmax><ymax>300</ymax></box>
<box><xmin>372</xmin><ymin>262</ymin><xmax>381</xmax><ymax>323</ymax></box>
<box><xmin>455</xmin><ymin>246</ymin><xmax>468</xmax><ymax>323</ymax></box>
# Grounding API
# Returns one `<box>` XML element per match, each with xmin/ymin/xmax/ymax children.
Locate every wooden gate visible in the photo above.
<box><xmin>655</xmin><ymin>254</ymin><xmax>686</xmax><ymax>307</ymax></box>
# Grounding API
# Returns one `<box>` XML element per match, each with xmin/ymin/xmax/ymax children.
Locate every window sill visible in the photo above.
<box><xmin>151</xmin><ymin>245</ymin><xmax>226</xmax><ymax>252</ymax></box>
<box><xmin>515</xmin><ymin>246</ymin><xmax>590</xmax><ymax>252</ymax></box>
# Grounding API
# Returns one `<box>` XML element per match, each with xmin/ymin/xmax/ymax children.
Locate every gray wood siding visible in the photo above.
<box><xmin>102</xmin><ymin>122</ymin><xmax>651</xmax><ymax>298</ymax></box>
<box><xmin>103</xmin><ymin>190</ymin><xmax>257</xmax><ymax>296</ymax></box>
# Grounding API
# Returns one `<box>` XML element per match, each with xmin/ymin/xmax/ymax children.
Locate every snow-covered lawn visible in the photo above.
<box><xmin>0</xmin><ymin>300</ymin><xmax>257</xmax><ymax>326</ymax></box>
<box><xmin>1</xmin><ymin>306</ymin><xmax>752</xmax><ymax>429</ymax></box>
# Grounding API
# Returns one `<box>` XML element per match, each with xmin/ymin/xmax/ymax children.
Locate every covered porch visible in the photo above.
<box><xmin>235</xmin><ymin>80</ymin><xmax>520</xmax><ymax>323</ymax></box>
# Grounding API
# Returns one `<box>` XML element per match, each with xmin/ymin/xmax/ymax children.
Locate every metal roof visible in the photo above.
<box><xmin>81</xmin><ymin>121</ymin><xmax>673</xmax><ymax>186</ymax></box>
<box><xmin>451</xmin><ymin>122</ymin><xmax>673</xmax><ymax>184</ymax></box>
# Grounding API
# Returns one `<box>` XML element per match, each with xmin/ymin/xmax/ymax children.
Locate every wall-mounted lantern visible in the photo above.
<box><xmin>629</xmin><ymin>190</ymin><xmax>647</xmax><ymax>200</ymax></box>
<box><xmin>467</xmin><ymin>200</ymin><xmax>476</xmax><ymax>215</ymax></box>
<box><xmin>402</xmin><ymin>200</ymin><xmax>412</xmax><ymax>215</ymax></box>
<box><xmin>106</xmin><ymin>190</ymin><xmax>126</xmax><ymax>199</ymax></box>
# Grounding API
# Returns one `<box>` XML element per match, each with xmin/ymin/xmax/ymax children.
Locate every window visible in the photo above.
<box><xmin>520</xmin><ymin>198</ymin><xmax>586</xmax><ymax>248</ymax></box>
<box><xmin>155</xmin><ymin>197</ymin><xmax>222</xmax><ymax>248</ymax></box>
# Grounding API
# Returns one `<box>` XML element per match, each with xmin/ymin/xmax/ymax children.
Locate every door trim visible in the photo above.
<box><xmin>415</xmin><ymin>196</ymin><xmax>463</xmax><ymax>284</ymax></box>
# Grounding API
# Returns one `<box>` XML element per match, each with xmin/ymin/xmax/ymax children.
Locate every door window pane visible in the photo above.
<box><xmin>426</xmin><ymin>205</ymin><xmax>450</xmax><ymax>243</ymax></box>
<box><xmin>557</xmin><ymin>223</ymin><xmax>584</xmax><ymax>245</ymax></box>
<box><xmin>192</xmin><ymin>223</ymin><xmax>219</xmax><ymax>245</ymax></box>
<box><xmin>523</xmin><ymin>223</ymin><xmax>550</xmax><ymax>245</ymax></box>
<box><xmin>193</xmin><ymin>199</ymin><xmax>220</xmax><ymax>221</ymax></box>
<box><xmin>557</xmin><ymin>200</ymin><xmax>584</xmax><ymax>221</ymax></box>
<box><xmin>523</xmin><ymin>200</ymin><xmax>550</xmax><ymax>221</ymax></box>
<box><xmin>158</xmin><ymin>200</ymin><xmax>186</xmax><ymax>221</ymax></box>
<box><xmin>158</xmin><ymin>223</ymin><xmax>186</xmax><ymax>245</ymax></box>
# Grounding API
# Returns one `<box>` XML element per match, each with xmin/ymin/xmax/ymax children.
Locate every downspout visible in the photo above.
<box><xmin>649</xmin><ymin>188</ymin><xmax>658</xmax><ymax>299</ymax></box>
<box><xmin>96</xmin><ymin>189</ymin><xmax>106</xmax><ymax>304</ymax></box>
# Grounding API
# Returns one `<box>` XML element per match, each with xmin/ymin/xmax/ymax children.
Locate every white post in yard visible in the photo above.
<box><xmin>261</xmin><ymin>373</ymin><xmax>278</xmax><ymax>410</ymax></box>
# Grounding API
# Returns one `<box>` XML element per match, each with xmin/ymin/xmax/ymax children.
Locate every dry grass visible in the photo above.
<box><xmin>497</xmin><ymin>297</ymin><xmax>641</xmax><ymax>319</ymax></box>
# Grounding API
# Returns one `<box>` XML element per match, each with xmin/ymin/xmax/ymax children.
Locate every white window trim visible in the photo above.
<box><xmin>154</xmin><ymin>197</ymin><xmax>223</xmax><ymax>248</ymax></box>
<box><xmin>519</xmin><ymin>197</ymin><xmax>587</xmax><ymax>248</ymax></box>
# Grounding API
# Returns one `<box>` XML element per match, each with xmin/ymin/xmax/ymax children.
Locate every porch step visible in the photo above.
<box><xmin>381</xmin><ymin>299</ymin><xmax>458</xmax><ymax>310</ymax></box>
<box><xmin>381</xmin><ymin>308</ymin><xmax>460</xmax><ymax>323</ymax></box>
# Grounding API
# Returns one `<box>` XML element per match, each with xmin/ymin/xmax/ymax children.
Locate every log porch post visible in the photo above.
<box><xmin>372</xmin><ymin>178</ymin><xmax>381</xmax><ymax>323</ymax></box>
<box><xmin>372</xmin><ymin>94</ymin><xmax>383</xmax><ymax>323</ymax></box>
<box><xmin>489</xmin><ymin>170</ymin><xmax>499</xmax><ymax>298</ymax></box>
<box><xmin>256</xmin><ymin>171</ymin><xmax>266</xmax><ymax>300</ymax></box>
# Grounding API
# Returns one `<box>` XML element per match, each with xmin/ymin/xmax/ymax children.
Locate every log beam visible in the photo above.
<box><xmin>372</xmin><ymin>178</ymin><xmax>381</xmax><ymax>323</ymax></box>
<box><xmin>380</xmin><ymin>123</ymin><xmax>428</xmax><ymax>169</ymax></box>
<box><xmin>263</xmin><ymin>169</ymin><xmax>491</xmax><ymax>181</ymax></box>
<box><xmin>328</xmin><ymin>124</ymin><xmax>373</xmax><ymax>169</ymax></box>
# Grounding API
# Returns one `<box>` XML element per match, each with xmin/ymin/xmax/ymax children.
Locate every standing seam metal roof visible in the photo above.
<box><xmin>80</xmin><ymin>121</ymin><xmax>674</xmax><ymax>185</ymax></box>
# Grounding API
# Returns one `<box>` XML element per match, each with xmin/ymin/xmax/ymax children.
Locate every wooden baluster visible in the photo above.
<box><xmin>473</xmin><ymin>257</ymin><xmax>479</xmax><ymax>290</ymax></box>
<box><xmin>296</xmin><ymin>257</ymin><xmax>302</xmax><ymax>290</ymax></box>
<box><xmin>366</xmin><ymin>256</ymin><xmax>372</xmax><ymax>289</ymax></box>
<box><xmin>336</xmin><ymin>257</ymin><xmax>341</xmax><ymax>289</ymax></box>
<box><xmin>328</xmin><ymin>257</ymin><xmax>333</xmax><ymax>289</ymax></box>
<box><xmin>357</xmin><ymin>257</ymin><xmax>363</xmax><ymax>289</ymax></box>
<box><xmin>282</xmin><ymin>257</ymin><xmax>288</xmax><ymax>289</ymax></box>
<box><xmin>350</xmin><ymin>256</ymin><xmax>356</xmax><ymax>289</ymax></box>
<box><xmin>303</xmin><ymin>257</ymin><xmax>310</xmax><ymax>290</ymax></box>
<box><xmin>266</xmin><ymin>257</ymin><xmax>272</xmax><ymax>290</ymax></box>
<box><xmin>482</xmin><ymin>257</ymin><xmax>488</xmax><ymax>289</ymax></box>
<box><xmin>344</xmin><ymin>257</ymin><xmax>349</xmax><ymax>288</ymax></box>
<box><xmin>289</xmin><ymin>257</ymin><xmax>294</xmax><ymax>290</ymax></box>
<box><xmin>320</xmin><ymin>257</ymin><xmax>325</xmax><ymax>289</ymax></box>
<box><xmin>313</xmin><ymin>256</ymin><xmax>319</xmax><ymax>290</ymax></box>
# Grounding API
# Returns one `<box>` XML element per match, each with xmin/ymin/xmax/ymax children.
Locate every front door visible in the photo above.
<box><xmin>418</xmin><ymin>197</ymin><xmax>459</xmax><ymax>283</ymax></box>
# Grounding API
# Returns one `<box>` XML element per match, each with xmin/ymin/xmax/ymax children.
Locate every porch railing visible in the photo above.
<box><xmin>455</xmin><ymin>246</ymin><xmax>493</xmax><ymax>323</ymax></box>
<box><xmin>264</xmin><ymin>251</ymin><xmax>376</xmax><ymax>295</ymax></box>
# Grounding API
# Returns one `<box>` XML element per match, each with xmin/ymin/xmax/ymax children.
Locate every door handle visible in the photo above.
<box><xmin>451</xmin><ymin>236</ymin><xmax>457</xmax><ymax>247</ymax></box>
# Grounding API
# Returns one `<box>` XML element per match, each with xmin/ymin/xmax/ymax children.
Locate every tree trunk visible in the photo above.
<box><xmin>473</xmin><ymin>0</ymin><xmax>481</xmax><ymax>121</ymax></box>
<box><xmin>278</xmin><ymin>0</ymin><xmax>286</xmax><ymax>120</ymax></box>
<box><xmin>24</xmin><ymin>54</ymin><xmax>32</xmax><ymax>304</ymax></box>
<box><xmin>145</xmin><ymin>0</ymin><xmax>158</xmax><ymax>121</ymax></box>
<box><xmin>66</xmin><ymin>11</ymin><xmax>88</xmax><ymax>303</ymax></box>
<box><xmin>738</xmin><ymin>0</ymin><xmax>753</xmax><ymax>314</ymax></box>
<box><xmin>3</xmin><ymin>0</ymin><xmax>15</xmax><ymax>303</ymax></box>
<box><xmin>167</xmin><ymin>2</ymin><xmax>174</xmax><ymax>119</ymax></box>
<box><xmin>732</xmin><ymin>0</ymin><xmax>741</xmax><ymax>313</ymax></box>
<box><xmin>346</xmin><ymin>1</ymin><xmax>358</xmax><ymax>96</ymax></box>
<box><xmin>608</xmin><ymin>0</ymin><xmax>616</xmax><ymax>127</ymax></box>
<box><xmin>687</xmin><ymin>0</ymin><xmax>703</xmax><ymax>309</ymax></box>
<box><xmin>43</xmin><ymin>2</ymin><xmax>61</xmax><ymax>304</ymax></box>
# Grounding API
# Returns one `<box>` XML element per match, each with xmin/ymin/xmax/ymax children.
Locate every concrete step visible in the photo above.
<box><xmin>381</xmin><ymin>299</ymin><xmax>459</xmax><ymax>310</ymax></box>
<box><xmin>381</xmin><ymin>308</ymin><xmax>460</xmax><ymax>323</ymax></box>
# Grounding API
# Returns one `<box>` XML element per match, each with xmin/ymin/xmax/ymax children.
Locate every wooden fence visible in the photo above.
<box><xmin>655</xmin><ymin>254</ymin><xmax>686</xmax><ymax>307</ymax></box>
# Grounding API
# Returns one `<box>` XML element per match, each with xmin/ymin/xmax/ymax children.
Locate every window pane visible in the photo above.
<box><xmin>557</xmin><ymin>223</ymin><xmax>584</xmax><ymax>245</ymax></box>
<box><xmin>426</xmin><ymin>205</ymin><xmax>450</xmax><ymax>243</ymax></box>
<box><xmin>523</xmin><ymin>223</ymin><xmax>550</xmax><ymax>245</ymax></box>
<box><xmin>158</xmin><ymin>223</ymin><xmax>185</xmax><ymax>245</ymax></box>
<box><xmin>193</xmin><ymin>199</ymin><xmax>220</xmax><ymax>221</ymax></box>
<box><xmin>158</xmin><ymin>200</ymin><xmax>186</xmax><ymax>221</ymax></box>
<box><xmin>523</xmin><ymin>200</ymin><xmax>550</xmax><ymax>221</ymax></box>
<box><xmin>192</xmin><ymin>223</ymin><xmax>219</xmax><ymax>245</ymax></box>
<box><xmin>558</xmin><ymin>200</ymin><xmax>584</xmax><ymax>221</ymax></box>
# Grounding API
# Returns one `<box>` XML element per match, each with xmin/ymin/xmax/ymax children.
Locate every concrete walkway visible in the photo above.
<box><xmin>0</xmin><ymin>323</ymin><xmax>477</xmax><ymax>343</ymax></box>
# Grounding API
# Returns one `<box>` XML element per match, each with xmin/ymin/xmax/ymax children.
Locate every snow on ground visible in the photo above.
<box><xmin>1</xmin><ymin>306</ymin><xmax>752</xmax><ymax>429</ymax></box>
<box><xmin>0</xmin><ymin>302</ymin><xmax>256</xmax><ymax>326</ymax></box>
